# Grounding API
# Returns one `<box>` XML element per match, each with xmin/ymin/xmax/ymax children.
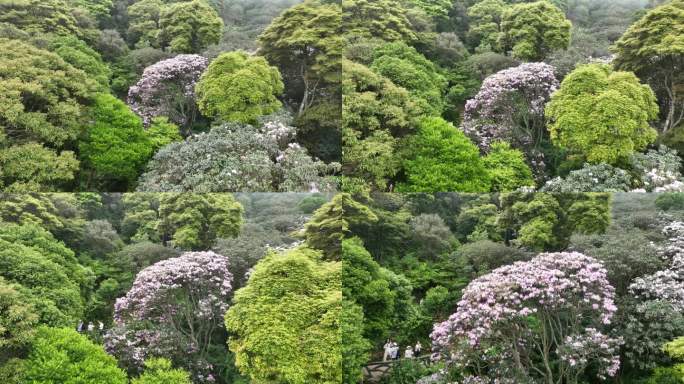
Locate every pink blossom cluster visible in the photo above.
<box><xmin>430</xmin><ymin>252</ymin><xmax>619</xmax><ymax>382</ymax></box>
<box><xmin>106</xmin><ymin>251</ymin><xmax>232</xmax><ymax>382</ymax></box>
<box><xmin>113</xmin><ymin>251</ymin><xmax>232</xmax><ymax>323</ymax></box>
<box><xmin>462</xmin><ymin>62</ymin><xmax>558</xmax><ymax>150</ymax></box>
<box><xmin>128</xmin><ymin>54</ymin><xmax>208</xmax><ymax>127</ymax></box>
<box><xmin>557</xmin><ymin>328</ymin><xmax>622</xmax><ymax>380</ymax></box>
<box><xmin>629</xmin><ymin>221</ymin><xmax>684</xmax><ymax>310</ymax></box>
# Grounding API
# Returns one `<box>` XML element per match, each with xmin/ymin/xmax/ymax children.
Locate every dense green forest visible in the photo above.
<box><xmin>1</xmin><ymin>0</ymin><xmax>683</xmax><ymax>194</ymax></box>
<box><xmin>342</xmin><ymin>0</ymin><xmax>684</xmax><ymax>194</ymax></box>
<box><xmin>340</xmin><ymin>192</ymin><xmax>684</xmax><ymax>383</ymax></box>
<box><xmin>0</xmin><ymin>0</ymin><xmax>341</xmax><ymax>192</ymax></box>
<box><xmin>2</xmin><ymin>1</ymin><xmax>684</xmax><ymax>384</ymax></box>
<box><xmin>0</xmin><ymin>192</ymin><xmax>342</xmax><ymax>383</ymax></box>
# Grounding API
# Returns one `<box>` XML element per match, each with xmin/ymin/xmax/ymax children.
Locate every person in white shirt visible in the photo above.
<box><xmin>405</xmin><ymin>346</ymin><xmax>414</xmax><ymax>359</ymax></box>
<box><xmin>383</xmin><ymin>339</ymin><xmax>391</xmax><ymax>361</ymax></box>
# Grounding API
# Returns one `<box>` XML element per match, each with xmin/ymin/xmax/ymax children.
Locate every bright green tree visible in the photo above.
<box><xmin>0</xmin><ymin>223</ymin><xmax>89</xmax><ymax>326</ymax></box>
<box><xmin>406</xmin><ymin>0</ymin><xmax>453</xmax><ymax>17</ymax></box>
<box><xmin>258</xmin><ymin>0</ymin><xmax>343</xmax><ymax>115</ymax></box>
<box><xmin>342</xmin><ymin>59</ymin><xmax>423</xmax><ymax>191</ymax></box>
<box><xmin>0</xmin><ymin>278</ymin><xmax>38</xmax><ymax>361</ymax></box>
<box><xmin>370</xmin><ymin>41</ymin><xmax>447</xmax><ymax>116</ymax></box>
<box><xmin>342</xmin><ymin>238</ymin><xmax>397</xmax><ymax>342</ymax></box>
<box><xmin>225</xmin><ymin>246</ymin><xmax>342</xmax><ymax>384</ymax></box>
<box><xmin>0</xmin><ymin>38</ymin><xmax>98</xmax><ymax>147</ymax></box>
<box><xmin>545</xmin><ymin>64</ymin><xmax>659</xmax><ymax>165</ymax></box>
<box><xmin>126</xmin><ymin>0</ymin><xmax>164</xmax><ymax>48</ymax></box>
<box><xmin>398</xmin><ymin>117</ymin><xmax>491</xmax><ymax>193</ymax></box>
<box><xmin>21</xmin><ymin>326</ymin><xmax>127</xmax><ymax>384</ymax></box>
<box><xmin>612</xmin><ymin>0</ymin><xmax>684</xmax><ymax>133</ymax></box>
<box><xmin>48</xmin><ymin>35</ymin><xmax>111</xmax><ymax>90</ymax></box>
<box><xmin>342</xmin><ymin>0</ymin><xmax>416</xmax><ymax>42</ymax></box>
<box><xmin>0</xmin><ymin>0</ymin><xmax>98</xmax><ymax>43</ymax></box>
<box><xmin>303</xmin><ymin>193</ymin><xmax>378</xmax><ymax>261</ymax></box>
<box><xmin>157</xmin><ymin>193</ymin><xmax>243</xmax><ymax>250</ymax></box>
<box><xmin>499</xmin><ymin>0</ymin><xmax>572</xmax><ymax>61</ymax></box>
<box><xmin>195</xmin><ymin>51</ymin><xmax>284</xmax><ymax>124</ymax></box>
<box><xmin>132</xmin><ymin>358</ymin><xmax>192</xmax><ymax>384</ymax></box>
<box><xmin>342</xmin><ymin>300</ymin><xmax>370</xmax><ymax>384</ymax></box>
<box><xmin>79</xmin><ymin>94</ymin><xmax>155</xmax><ymax>191</ymax></box>
<box><xmin>482</xmin><ymin>141</ymin><xmax>535</xmax><ymax>192</ymax></box>
<box><xmin>69</xmin><ymin>0</ymin><xmax>113</xmax><ymax>21</ymax></box>
<box><xmin>0</xmin><ymin>143</ymin><xmax>78</xmax><ymax>192</ymax></box>
<box><xmin>158</xmin><ymin>0</ymin><xmax>223</xmax><ymax>53</ymax></box>
<box><xmin>467</xmin><ymin>0</ymin><xmax>506</xmax><ymax>51</ymax></box>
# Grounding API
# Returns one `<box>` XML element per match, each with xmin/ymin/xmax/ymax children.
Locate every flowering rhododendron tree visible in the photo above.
<box><xmin>430</xmin><ymin>252</ymin><xmax>621</xmax><ymax>383</ymax></box>
<box><xmin>629</xmin><ymin>221</ymin><xmax>684</xmax><ymax>311</ymax></box>
<box><xmin>105</xmin><ymin>251</ymin><xmax>233</xmax><ymax>382</ymax></box>
<box><xmin>128</xmin><ymin>54</ymin><xmax>208</xmax><ymax>135</ymax></box>
<box><xmin>462</xmin><ymin>62</ymin><xmax>558</xmax><ymax>156</ymax></box>
<box><xmin>137</xmin><ymin>114</ymin><xmax>339</xmax><ymax>192</ymax></box>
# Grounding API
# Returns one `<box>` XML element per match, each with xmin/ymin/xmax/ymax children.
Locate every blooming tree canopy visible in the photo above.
<box><xmin>431</xmin><ymin>252</ymin><xmax>621</xmax><ymax>383</ymax></box>
<box><xmin>462</xmin><ymin>62</ymin><xmax>558</xmax><ymax>155</ymax></box>
<box><xmin>137</xmin><ymin>115</ymin><xmax>339</xmax><ymax>192</ymax></box>
<box><xmin>106</xmin><ymin>251</ymin><xmax>233</xmax><ymax>382</ymax></box>
<box><xmin>127</xmin><ymin>54</ymin><xmax>208</xmax><ymax>135</ymax></box>
<box><xmin>629</xmin><ymin>221</ymin><xmax>684</xmax><ymax>311</ymax></box>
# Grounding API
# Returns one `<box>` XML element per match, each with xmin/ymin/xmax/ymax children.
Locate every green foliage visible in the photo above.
<box><xmin>79</xmin><ymin>94</ymin><xmax>156</xmax><ymax>191</ymax></box>
<box><xmin>70</xmin><ymin>0</ymin><xmax>113</xmax><ymax>21</ymax></box>
<box><xmin>258</xmin><ymin>0</ymin><xmax>343</xmax><ymax>115</ymax></box>
<box><xmin>454</xmin><ymin>240</ymin><xmax>531</xmax><ymax>276</ymax></box>
<box><xmin>158</xmin><ymin>0</ymin><xmax>223</xmax><ymax>53</ymax></box>
<box><xmin>298</xmin><ymin>194</ymin><xmax>328</xmax><ymax>214</ymax></box>
<box><xmin>406</xmin><ymin>0</ymin><xmax>452</xmax><ymax>17</ymax></box>
<box><xmin>157</xmin><ymin>193</ymin><xmax>243</xmax><ymax>250</ymax></box>
<box><xmin>225</xmin><ymin>246</ymin><xmax>342</xmax><ymax>384</ymax></box>
<box><xmin>0</xmin><ymin>144</ymin><xmax>79</xmax><ymax>192</ymax></box>
<box><xmin>342</xmin><ymin>238</ymin><xmax>396</xmax><ymax>342</ymax></box>
<box><xmin>342</xmin><ymin>0</ymin><xmax>416</xmax><ymax>42</ymax></box>
<box><xmin>499</xmin><ymin>0</ymin><xmax>572</xmax><ymax>61</ymax></box>
<box><xmin>132</xmin><ymin>358</ymin><xmax>191</xmax><ymax>384</ymax></box>
<box><xmin>482</xmin><ymin>141</ymin><xmax>535</xmax><ymax>192</ymax></box>
<box><xmin>0</xmin><ymin>38</ymin><xmax>98</xmax><ymax>147</ymax></box>
<box><xmin>546</xmin><ymin>64</ymin><xmax>659</xmax><ymax>165</ymax></box>
<box><xmin>398</xmin><ymin>117</ymin><xmax>491</xmax><ymax>193</ymax></box>
<box><xmin>146</xmin><ymin>117</ymin><xmax>182</xmax><ymax>152</ymax></box>
<box><xmin>612</xmin><ymin>0</ymin><xmax>684</xmax><ymax>132</ymax></box>
<box><xmin>0</xmin><ymin>278</ymin><xmax>38</xmax><ymax>361</ymax></box>
<box><xmin>304</xmin><ymin>193</ymin><xmax>378</xmax><ymax>260</ymax></box>
<box><xmin>342</xmin><ymin>59</ymin><xmax>423</xmax><ymax>191</ymax></box>
<box><xmin>379</xmin><ymin>359</ymin><xmax>436</xmax><ymax>384</ymax></box>
<box><xmin>500</xmin><ymin>193</ymin><xmax>611</xmax><ymax>251</ymax></box>
<box><xmin>195</xmin><ymin>51</ymin><xmax>284</xmax><ymax>124</ymax></box>
<box><xmin>644</xmin><ymin>337</ymin><xmax>684</xmax><ymax>383</ymax></box>
<box><xmin>127</xmin><ymin>0</ymin><xmax>164</xmax><ymax>48</ymax></box>
<box><xmin>0</xmin><ymin>223</ymin><xmax>88</xmax><ymax>326</ymax></box>
<box><xmin>409</xmin><ymin>213</ymin><xmax>457</xmax><ymax>259</ymax></box>
<box><xmin>467</xmin><ymin>0</ymin><xmax>506</xmax><ymax>51</ymax></box>
<box><xmin>21</xmin><ymin>326</ymin><xmax>127</xmax><ymax>384</ymax></box>
<box><xmin>571</xmin><ymin>228</ymin><xmax>664</xmax><ymax>295</ymax></box>
<box><xmin>621</xmin><ymin>301</ymin><xmax>684</xmax><ymax>372</ymax></box>
<box><xmin>542</xmin><ymin>163</ymin><xmax>633</xmax><ymax>193</ymax></box>
<box><xmin>0</xmin><ymin>0</ymin><xmax>98</xmax><ymax>43</ymax></box>
<box><xmin>48</xmin><ymin>35</ymin><xmax>111</xmax><ymax>90</ymax></box>
<box><xmin>342</xmin><ymin>300</ymin><xmax>371</xmax><ymax>384</ymax></box>
<box><xmin>370</xmin><ymin>41</ymin><xmax>447</xmax><ymax>116</ymax></box>
<box><xmin>127</xmin><ymin>0</ymin><xmax>222</xmax><ymax>53</ymax></box>
<box><xmin>120</xmin><ymin>193</ymin><xmax>244</xmax><ymax>250</ymax></box>
<box><xmin>656</xmin><ymin>193</ymin><xmax>684</xmax><ymax>211</ymax></box>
